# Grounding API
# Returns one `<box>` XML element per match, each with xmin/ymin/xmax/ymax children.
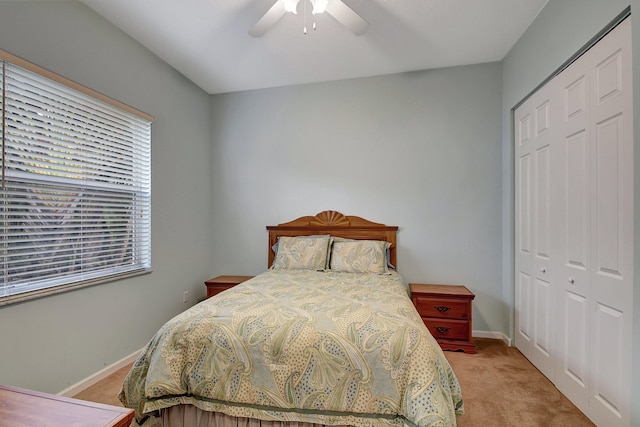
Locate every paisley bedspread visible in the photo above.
<box><xmin>119</xmin><ymin>270</ymin><xmax>464</xmax><ymax>427</ymax></box>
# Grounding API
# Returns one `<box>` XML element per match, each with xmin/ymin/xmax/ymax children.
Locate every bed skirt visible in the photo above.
<box><xmin>161</xmin><ymin>407</ymin><xmax>344</xmax><ymax>427</ymax></box>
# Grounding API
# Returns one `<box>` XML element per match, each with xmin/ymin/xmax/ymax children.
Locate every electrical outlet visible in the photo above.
<box><xmin>183</xmin><ymin>290</ymin><xmax>189</xmax><ymax>303</ymax></box>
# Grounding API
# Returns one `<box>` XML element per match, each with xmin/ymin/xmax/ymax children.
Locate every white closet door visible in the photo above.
<box><xmin>514</xmin><ymin>17</ymin><xmax>632</xmax><ymax>427</ymax></box>
<box><xmin>554</xmin><ymin>50</ymin><xmax>592</xmax><ymax>414</ymax></box>
<box><xmin>555</xmin><ymin>19</ymin><xmax>633</xmax><ymax>426</ymax></box>
<box><xmin>586</xmin><ymin>18</ymin><xmax>633</xmax><ymax>427</ymax></box>
<box><xmin>514</xmin><ymin>79</ymin><xmax>558</xmax><ymax>381</ymax></box>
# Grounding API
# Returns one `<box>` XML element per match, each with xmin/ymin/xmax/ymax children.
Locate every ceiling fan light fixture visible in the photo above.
<box><xmin>250</xmin><ymin>0</ymin><xmax>369</xmax><ymax>37</ymax></box>
<box><xmin>282</xmin><ymin>0</ymin><xmax>300</xmax><ymax>14</ymax></box>
<box><xmin>311</xmin><ymin>0</ymin><xmax>328</xmax><ymax>14</ymax></box>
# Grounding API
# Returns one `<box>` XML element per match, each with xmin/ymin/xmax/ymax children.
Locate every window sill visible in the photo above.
<box><xmin>0</xmin><ymin>269</ymin><xmax>153</xmax><ymax>307</ymax></box>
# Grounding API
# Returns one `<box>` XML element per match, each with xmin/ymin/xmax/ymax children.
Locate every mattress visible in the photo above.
<box><xmin>119</xmin><ymin>270</ymin><xmax>464</xmax><ymax>427</ymax></box>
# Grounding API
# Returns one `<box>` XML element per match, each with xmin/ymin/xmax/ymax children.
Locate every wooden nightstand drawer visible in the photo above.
<box><xmin>413</xmin><ymin>297</ymin><xmax>470</xmax><ymax>319</ymax></box>
<box><xmin>410</xmin><ymin>283</ymin><xmax>476</xmax><ymax>354</ymax></box>
<box><xmin>423</xmin><ymin>318</ymin><xmax>470</xmax><ymax>341</ymax></box>
<box><xmin>205</xmin><ymin>275</ymin><xmax>253</xmax><ymax>298</ymax></box>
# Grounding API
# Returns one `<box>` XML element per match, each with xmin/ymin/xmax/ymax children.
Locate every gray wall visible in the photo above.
<box><xmin>633</xmin><ymin>3</ymin><xmax>640</xmax><ymax>422</ymax></box>
<box><xmin>209</xmin><ymin>64</ymin><xmax>504</xmax><ymax>334</ymax></box>
<box><xmin>0</xmin><ymin>2</ymin><xmax>213</xmax><ymax>393</ymax></box>
<box><xmin>501</xmin><ymin>0</ymin><xmax>639</xmax><ymax>422</ymax></box>
<box><xmin>1</xmin><ymin>2</ymin><xmax>638</xmax><ymax>421</ymax></box>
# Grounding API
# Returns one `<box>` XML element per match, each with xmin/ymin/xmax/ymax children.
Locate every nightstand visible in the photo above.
<box><xmin>410</xmin><ymin>283</ymin><xmax>476</xmax><ymax>354</ymax></box>
<box><xmin>0</xmin><ymin>384</ymin><xmax>134</xmax><ymax>427</ymax></box>
<box><xmin>205</xmin><ymin>275</ymin><xmax>253</xmax><ymax>298</ymax></box>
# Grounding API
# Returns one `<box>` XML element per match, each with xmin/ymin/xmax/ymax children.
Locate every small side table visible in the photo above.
<box><xmin>0</xmin><ymin>384</ymin><xmax>134</xmax><ymax>427</ymax></box>
<box><xmin>410</xmin><ymin>283</ymin><xmax>476</xmax><ymax>354</ymax></box>
<box><xmin>205</xmin><ymin>275</ymin><xmax>254</xmax><ymax>298</ymax></box>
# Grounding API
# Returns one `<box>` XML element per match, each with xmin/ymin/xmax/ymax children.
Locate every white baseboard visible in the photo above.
<box><xmin>58</xmin><ymin>349</ymin><xmax>141</xmax><ymax>397</ymax></box>
<box><xmin>473</xmin><ymin>330</ymin><xmax>512</xmax><ymax>346</ymax></box>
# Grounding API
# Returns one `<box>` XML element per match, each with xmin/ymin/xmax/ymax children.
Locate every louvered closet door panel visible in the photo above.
<box><xmin>587</xmin><ymin>18</ymin><xmax>633</xmax><ymax>427</ymax></box>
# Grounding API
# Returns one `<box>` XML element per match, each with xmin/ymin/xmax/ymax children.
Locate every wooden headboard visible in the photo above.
<box><xmin>267</xmin><ymin>210</ymin><xmax>399</xmax><ymax>268</ymax></box>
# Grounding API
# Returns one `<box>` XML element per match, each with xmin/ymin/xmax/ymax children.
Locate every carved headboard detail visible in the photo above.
<box><xmin>266</xmin><ymin>211</ymin><xmax>398</xmax><ymax>268</ymax></box>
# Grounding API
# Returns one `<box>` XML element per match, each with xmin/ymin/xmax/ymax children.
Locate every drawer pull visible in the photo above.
<box><xmin>434</xmin><ymin>326</ymin><xmax>450</xmax><ymax>334</ymax></box>
<box><xmin>434</xmin><ymin>305</ymin><xmax>452</xmax><ymax>313</ymax></box>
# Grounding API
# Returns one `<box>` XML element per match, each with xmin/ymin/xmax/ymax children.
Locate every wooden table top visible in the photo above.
<box><xmin>205</xmin><ymin>275</ymin><xmax>254</xmax><ymax>284</ymax></box>
<box><xmin>409</xmin><ymin>283</ymin><xmax>475</xmax><ymax>298</ymax></box>
<box><xmin>0</xmin><ymin>384</ymin><xmax>134</xmax><ymax>427</ymax></box>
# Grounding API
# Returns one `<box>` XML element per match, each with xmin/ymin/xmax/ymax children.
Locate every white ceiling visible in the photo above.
<box><xmin>81</xmin><ymin>0</ymin><xmax>549</xmax><ymax>95</ymax></box>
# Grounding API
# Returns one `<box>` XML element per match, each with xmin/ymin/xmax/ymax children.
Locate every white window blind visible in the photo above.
<box><xmin>1</xmin><ymin>56</ymin><xmax>152</xmax><ymax>304</ymax></box>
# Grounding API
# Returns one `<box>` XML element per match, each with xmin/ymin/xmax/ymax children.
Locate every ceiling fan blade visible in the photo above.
<box><xmin>249</xmin><ymin>1</ymin><xmax>286</xmax><ymax>37</ymax></box>
<box><xmin>325</xmin><ymin>0</ymin><xmax>369</xmax><ymax>35</ymax></box>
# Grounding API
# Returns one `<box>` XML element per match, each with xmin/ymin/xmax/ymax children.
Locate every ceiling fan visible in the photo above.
<box><xmin>249</xmin><ymin>0</ymin><xmax>369</xmax><ymax>37</ymax></box>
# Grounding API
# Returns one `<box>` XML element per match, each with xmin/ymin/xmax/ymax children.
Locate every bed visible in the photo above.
<box><xmin>119</xmin><ymin>211</ymin><xmax>464</xmax><ymax>427</ymax></box>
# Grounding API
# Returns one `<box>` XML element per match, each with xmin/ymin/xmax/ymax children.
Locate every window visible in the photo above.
<box><xmin>0</xmin><ymin>51</ymin><xmax>152</xmax><ymax>305</ymax></box>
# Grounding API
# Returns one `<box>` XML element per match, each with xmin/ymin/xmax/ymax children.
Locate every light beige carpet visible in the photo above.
<box><xmin>73</xmin><ymin>338</ymin><xmax>594</xmax><ymax>426</ymax></box>
<box><xmin>444</xmin><ymin>339</ymin><xmax>594</xmax><ymax>426</ymax></box>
